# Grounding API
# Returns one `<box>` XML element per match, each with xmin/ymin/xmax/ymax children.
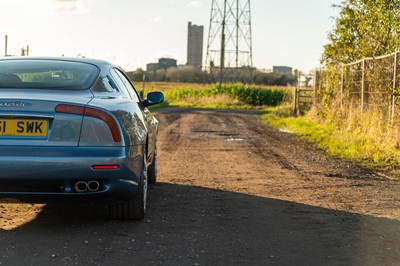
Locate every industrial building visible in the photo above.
<box><xmin>146</xmin><ymin>58</ymin><xmax>177</xmax><ymax>72</ymax></box>
<box><xmin>273</xmin><ymin>66</ymin><xmax>293</xmax><ymax>76</ymax></box>
<box><xmin>159</xmin><ymin>58</ymin><xmax>177</xmax><ymax>69</ymax></box>
<box><xmin>187</xmin><ymin>22</ymin><xmax>204</xmax><ymax>68</ymax></box>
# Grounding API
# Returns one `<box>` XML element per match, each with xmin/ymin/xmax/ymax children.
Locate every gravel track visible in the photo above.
<box><xmin>0</xmin><ymin>108</ymin><xmax>400</xmax><ymax>265</ymax></box>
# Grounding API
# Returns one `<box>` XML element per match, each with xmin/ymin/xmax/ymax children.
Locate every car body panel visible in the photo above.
<box><xmin>0</xmin><ymin>145</ymin><xmax>143</xmax><ymax>202</ymax></box>
<box><xmin>0</xmin><ymin>89</ymin><xmax>94</xmax><ymax>146</ymax></box>
<box><xmin>85</xmin><ymin>95</ymin><xmax>147</xmax><ymax>147</ymax></box>
<box><xmin>0</xmin><ymin>57</ymin><xmax>163</xmax><ymax>205</ymax></box>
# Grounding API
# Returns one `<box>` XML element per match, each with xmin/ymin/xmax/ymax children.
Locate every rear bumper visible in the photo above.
<box><xmin>0</xmin><ymin>146</ymin><xmax>144</xmax><ymax>203</ymax></box>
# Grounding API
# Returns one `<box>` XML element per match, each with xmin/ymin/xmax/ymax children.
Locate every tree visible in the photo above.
<box><xmin>164</xmin><ymin>66</ymin><xmax>204</xmax><ymax>83</ymax></box>
<box><xmin>253</xmin><ymin>71</ymin><xmax>296</xmax><ymax>86</ymax></box>
<box><xmin>126</xmin><ymin>68</ymin><xmax>145</xmax><ymax>82</ymax></box>
<box><xmin>155</xmin><ymin>69</ymin><xmax>166</xmax><ymax>81</ymax></box>
<box><xmin>323</xmin><ymin>0</ymin><xmax>400</xmax><ymax>65</ymax></box>
<box><xmin>165</xmin><ymin>67</ymin><xmax>177</xmax><ymax>82</ymax></box>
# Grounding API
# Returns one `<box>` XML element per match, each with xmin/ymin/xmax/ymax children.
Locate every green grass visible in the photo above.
<box><xmin>259</xmin><ymin>106</ymin><xmax>400</xmax><ymax>169</ymax></box>
<box><xmin>140</xmin><ymin>83</ymin><xmax>293</xmax><ymax>109</ymax></box>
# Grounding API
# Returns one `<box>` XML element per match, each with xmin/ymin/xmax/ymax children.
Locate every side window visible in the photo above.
<box><xmin>110</xmin><ymin>69</ymin><xmax>131</xmax><ymax>99</ymax></box>
<box><xmin>113</xmin><ymin>69</ymin><xmax>141</xmax><ymax>103</ymax></box>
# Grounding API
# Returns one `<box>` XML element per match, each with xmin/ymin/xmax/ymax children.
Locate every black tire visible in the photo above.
<box><xmin>109</xmin><ymin>155</ymin><xmax>148</xmax><ymax>220</ymax></box>
<box><xmin>148</xmin><ymin>150</ymin><xmax>157</xmax><ymax>184</ymax></box>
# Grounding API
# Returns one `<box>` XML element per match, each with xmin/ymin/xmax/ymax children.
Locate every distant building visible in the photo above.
<box><xmin>159</xmin><ymin>58</ymin><xmax>177</xmax><ymax>69</ymax></box>
<box><xmin>146</xmin><ymin>58</ymin><xmax>177</xmax><ymax>72</ymax></box>
<box><xmin>273</xmin><ymin>66</ymin><xmax>293</xmax><ymax>76</ymax></box>
<box><xmin>187</xmin><ymin>22</ymin><xmax>204</xmax><ymax>68</ymax></box>
<box><xmin>146</xmin><ymin>63</ymin><xmax>160</xmax><ymax>72</ymax></box>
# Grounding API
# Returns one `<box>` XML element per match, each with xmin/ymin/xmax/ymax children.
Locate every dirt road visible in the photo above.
<box><xmin>1</xmin><ymin>108</ymin><xmax>400</xmax><ymax>265</ymax></box>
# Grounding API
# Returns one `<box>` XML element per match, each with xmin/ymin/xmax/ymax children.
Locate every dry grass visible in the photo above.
<box><xmin>263</xmin><ymin>105</ymin><xmax>400</xmax><ymax>168</ymax></box>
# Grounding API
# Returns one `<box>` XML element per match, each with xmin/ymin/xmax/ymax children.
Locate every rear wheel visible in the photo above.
<box><xmin>148</xmin><ymin>149</ymin><xmax>157</xmax><ymax>184</ymax></box>
<box><xmin>109</xmin><ymin>155</ymin><xmax>148</xmax><ymax>220</ymax></box>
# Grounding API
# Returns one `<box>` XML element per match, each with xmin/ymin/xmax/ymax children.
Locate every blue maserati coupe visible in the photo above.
<box><xmin>0</xmin><ymin>57</ymin><xmax>164</xmax><ymax>220</ymax></box>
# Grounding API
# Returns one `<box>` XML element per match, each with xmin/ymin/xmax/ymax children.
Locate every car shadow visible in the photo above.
<box><xmin>0</xmin><ymin>183</ymin><xmax>399</xmax><ymax>265</ymax></box>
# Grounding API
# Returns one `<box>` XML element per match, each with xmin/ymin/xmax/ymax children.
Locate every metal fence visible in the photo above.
<box><xmin>318</xmin><ymin>51</ymin><xmax>400</xmax><ymax>124</ymax></box>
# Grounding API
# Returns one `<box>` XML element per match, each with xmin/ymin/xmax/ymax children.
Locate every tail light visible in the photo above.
<box><xmin>92</xmin><ymin>165</ymin><xmax>120</xmax><ymax>170</ymax></box>
<box><xmin>55</xmin><ymin>104</ymin><xmax>121</xmax><ymax>142</ymax></box>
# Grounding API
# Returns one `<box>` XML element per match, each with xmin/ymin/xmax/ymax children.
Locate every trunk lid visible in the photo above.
<box><xmin>0</xmin><ymin>89</ymin><xmax>93</xmax><ymax>146</ymax></box>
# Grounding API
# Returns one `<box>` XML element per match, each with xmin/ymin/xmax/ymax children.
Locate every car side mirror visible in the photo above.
<box><xmin>143</xmin><ymin>92</ymin><xmax>164</xmax><ymax>107</ymax></box>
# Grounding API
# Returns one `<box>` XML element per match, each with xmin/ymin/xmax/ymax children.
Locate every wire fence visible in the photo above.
<box><xmin>317</xmin><ymin>51</ymin><xmax>400</xmax><ymax>125</ymax></box>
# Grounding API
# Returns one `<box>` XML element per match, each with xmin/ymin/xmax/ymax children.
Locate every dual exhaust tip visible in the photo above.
<box><xmin>74</xmin><ymin>180</ymin><xmax>100</xmax><ymax>193</ymax></box>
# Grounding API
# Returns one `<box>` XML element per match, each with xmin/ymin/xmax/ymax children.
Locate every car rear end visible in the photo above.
<box><xmin>0</xmin><ymin>58</ymin><xmax>143</xmax><ymax>204</ymax></box>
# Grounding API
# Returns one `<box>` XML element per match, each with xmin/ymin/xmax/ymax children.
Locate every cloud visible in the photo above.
<box><xmin>52</xmin><ymin>0</ymin><xmax>76</xmax><ymax>2</ymax></box>
<box><xmin>55</xmin><ymin>5</ymin><xmax>78</xmax><ymax>13</ymax></box>
<box><xmin>153</xmin><ymin>16</ymin><xmax>162</xmax><ymax>22</ymax></box>
<box><xmin>50</xmin><ymin>0</ymin><xmax>90</xmax><ymax>14</ymax></box>
<box><xmin>187</xmin><ymin>1</ymin><xmax>203</xmax><ymax>9</ymax></box>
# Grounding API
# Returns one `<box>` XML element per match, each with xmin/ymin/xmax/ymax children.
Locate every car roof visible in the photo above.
<box><xmin>0</xmin><ymin>56</ymin><xmax>115</xmax><ymax>68</ymax></box>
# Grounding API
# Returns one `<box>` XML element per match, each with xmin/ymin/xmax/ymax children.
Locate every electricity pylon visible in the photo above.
<box><xmin>205</xmin><ymin>0</ymin><xmax>253</xmax><ymax>83</ymax></box>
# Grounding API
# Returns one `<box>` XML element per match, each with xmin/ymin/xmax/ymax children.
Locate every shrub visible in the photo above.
<box><xmin>165</xmin><ymin>84</ymin><xmax>291</xmax><ymax>107</ymax></box>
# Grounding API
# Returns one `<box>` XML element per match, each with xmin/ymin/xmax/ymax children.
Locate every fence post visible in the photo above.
<box><xmin>313</xmin><ymin>69</ymin><xmax>319</xmax><ymax>106</ymax></box>
<box><xmin>361</xmin><ymin>59</ymin><xmax>366</xmax><ymax>114</ymax></box>
<box><xmin>341</xmin><ymin>64</ymin><xmax>344</xmax><ymax>109</ymax></box>
<box><xmin>391</xmin><ymin>52</ymin><xmax>397</xmax><ymax>123</ymax></box>
<box><xmin>293</xmin><ymin>71</ymin><xmax>301</xmax><ymax>115</ymax></box>
<box><xmin>293</xmin><ymin>86</ymin><xmax>297</xmax><ymax>115</ymax></box>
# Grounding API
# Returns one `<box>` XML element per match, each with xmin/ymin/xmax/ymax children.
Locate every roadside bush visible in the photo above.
<box><xmin>165</xmin><ymin>84</ymin><xmax>291</xmax><ymax>107</ymax></box>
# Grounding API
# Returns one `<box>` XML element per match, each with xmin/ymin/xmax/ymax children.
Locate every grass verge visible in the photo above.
<box><xmin>259</xmin><ymin>106</ymin><xmax>400</xmax><ymax>170</ymax></box>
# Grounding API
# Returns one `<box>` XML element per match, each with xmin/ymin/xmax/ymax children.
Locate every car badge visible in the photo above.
<box><xmin>0</xmin><ymin>102</ymin><xmax>32</xmax><ymax>108</ymax></box>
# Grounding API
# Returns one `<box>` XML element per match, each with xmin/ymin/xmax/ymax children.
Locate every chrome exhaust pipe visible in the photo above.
<box><xmin>87</xmin><ymin>181</ymin><xmax>100</xmax><ymax>192</ymax></box>
<box><xmin>74</xmin><ymin>181</ymin><xmax>88</xmax><ymax>193</ymax></box>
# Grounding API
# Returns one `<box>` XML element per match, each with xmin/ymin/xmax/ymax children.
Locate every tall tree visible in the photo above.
<box><xmin>323</xmin><ymin>0</ymin><xmax>400</xmax><ymax>65</ymax></box>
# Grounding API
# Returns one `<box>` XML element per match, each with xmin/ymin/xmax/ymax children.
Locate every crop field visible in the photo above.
<box><xmin>135</xmin><ymin>82</ymin><xmax>295</xmax><ymax>109</ymax></box>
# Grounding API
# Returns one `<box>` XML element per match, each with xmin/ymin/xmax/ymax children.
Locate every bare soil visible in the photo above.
<box><xmin>1</xmin><ymin>108</ymin><xmax>400</xmax><ymax>265</ymax></box>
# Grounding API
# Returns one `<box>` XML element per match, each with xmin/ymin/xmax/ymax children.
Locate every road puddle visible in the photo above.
<box><xmin>226</xmin><ymin>137</ymin><xmax>247</xmax><ymax>142</ymax></box>
<box><xmin>190</xmin><ymin>131</ymin><xmax>248</xmax><ymax>142</ymax></box>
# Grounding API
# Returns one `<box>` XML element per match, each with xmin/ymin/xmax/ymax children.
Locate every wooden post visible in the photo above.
<box><xmin>293</xmin><ymin>86</ymin><xmax>297</xmax><ymax>115</ymax></box>
<box><xmin>391</xmin><ymin>52</ymin><xmax>397</xmax><ymax>123</ymax></box>
<box><xmin>341</xmin><ymin>64</ymin><xmax>344</xmax><ymax>109</ymax></box>
<box><xmin>361</xmin><ymin>59</ymin><xmax>366</xmax><ymax>114</ymax></box>
<box><xmin>313</xmin><ymin>69</ymin><xmax>319</xmax><ymax>106</ymax></box>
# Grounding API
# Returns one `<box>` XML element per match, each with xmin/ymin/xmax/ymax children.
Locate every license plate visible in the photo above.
<box><xmin>0</xmin><ymin>119</ymin><xmax>48</xmax><ymax>137</ymax></box>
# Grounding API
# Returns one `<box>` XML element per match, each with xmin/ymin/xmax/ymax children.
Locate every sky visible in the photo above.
<box><xmin>0</xmin><ymin>0</ymin><xmax>341</xmax><ymax>73</ymax></box>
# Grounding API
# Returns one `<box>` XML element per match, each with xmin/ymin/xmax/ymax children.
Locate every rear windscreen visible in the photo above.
<box><xmin>0</xmin><ymin>60</ymin><xmax>99</xmax><ymax>90</ymax></box>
